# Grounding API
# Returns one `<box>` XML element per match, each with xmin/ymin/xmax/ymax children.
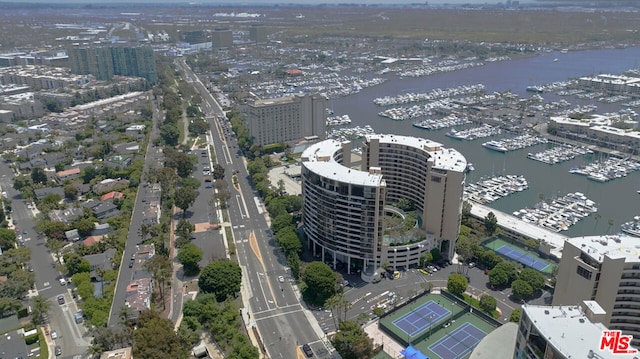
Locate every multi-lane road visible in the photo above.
<box><xmin>178</xmin><ymin>59</ymin><xmax>334</xmax><ymax>358</ymax></box>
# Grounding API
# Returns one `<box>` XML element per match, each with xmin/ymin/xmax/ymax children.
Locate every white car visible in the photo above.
<box><xmin>278</xmin><ymin>275</ymin><xmax>285</xmax><ymax>283</ymax></box>
<box><xmin>51</xmin><ymin>330</ymin><xmax>58</xmax><ymax>339</ymax></box>
<box><xmin>59</xmin><ymin>278</ymin><xmax>67</xmax><ymax>286</ymax></box>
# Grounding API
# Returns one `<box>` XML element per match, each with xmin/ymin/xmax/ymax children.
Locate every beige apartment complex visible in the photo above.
<box><xmin>246</xmin><ymin>93</ymin><xmax>326</xmax><ymax>146</ymax></box>
<box><xmin>301</xmin><ymin>134</ymin><xmax>466</xmax><ymax>275</ymax></box>
<box><xmin>553</xmin><ymin>234</ymin><xmax>640</xmax><ymax>347</ymax></box>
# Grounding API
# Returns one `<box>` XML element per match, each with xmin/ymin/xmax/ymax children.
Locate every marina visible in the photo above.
<box><xmin>512</xmin><ymin>192</ymin><xmax>598</xmax><ymax>232</ymax></box>
<box><xmin>620</xmin><ymin>216</ymin><xmax>640</xmax><ymax>237</ymax></box>
<box><xmin>481</xmin><ymin>134</ymin><xmax>548</xmax><ymax>153</ymax></box>
<box><xmin>373</xmin><ymin>84</ymin><xmax>485</xmax><ymax>106</ymax></box>
<box><xmin>526</xmin><ymin>144</ymin><xmax>593</xmax><ymax>165</ymax></box>
<box><xmin>411</xmin><ymin>114</ymin><xmax>471</xmax><ymax>130</ymax></box>
<box><xmin>326</xmin><ymin>125</ymin><xmax>376</xmax><ymax>141</ymax></box>
<box><xmin>445</xmin><ymin>124</ymin><xmax>501</xmax><ymax>141</ymax></box>
<box><xmin>464</xmin><ymin>175</ymin><xmax>528</xmax><ymax>204</ymax></box>
<box><xmin>326</xmin><ymin>114</ymin><xmax>352</xmax><ymax>127</ymax></box>
<box><xmin>569</xmin><ymin>156</ymin><xmax>640</xmax><ymax>182</ymax></box>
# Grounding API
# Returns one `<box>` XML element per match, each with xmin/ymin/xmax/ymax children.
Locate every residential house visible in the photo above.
<box><xmin>92</xmin><ymin>178</ymin><xmax>129</xmax><ymax>195</ymax></box>
<box><xmin>34</xmin><ymin>187</ymin><xmax>64</xmax><ymax>201</ymax></box>
<box><xmin>101</xmin><ymin>191</ymin><xmax>123</xmax><ymax>202</ymax></box>
<box><xmin>55</xmin><ymin>167</ymin><xmax>80</xmax><ymax>182</ymax></box>
<box><xmin>64</xmin><ymin>229</ymin><xmax>80</xmax><ymax>242</ymax></box>
<box><xmin>100</xmin><ymin>347</ymin><xmax>133</xmax><ymax>359</ymax></box>
<box><xmin>83</xmin><ymin>248</ymin><xmax>116</xmax><ymax>281</ymax></box>
<box><xmin>124</xmin><ymin>278</ymin><xmax>152</xmax><ymax>322</ymax></box>
<box><xmin>82</xmin><ymin>235</ymin><xmax>105</xmax><ymax>247</ymax></box>
<box><xmin>91</xmin><ymin>223</ymin><xmax>110</xmax><ymax>237</ymax></box>
<box><xmin>50</xmin><ymin>207</ymin><xmax>84</xmax><ymax>224</ymax></box>
<box><xmin>82</xmin><ymin>201</ymin><xmax>120</xmax><ymax>220</ymax></box>
<box><xmin>112</xmin><ymin>141</ymin><xmax>139</xmax><ymax>154</ymax></box>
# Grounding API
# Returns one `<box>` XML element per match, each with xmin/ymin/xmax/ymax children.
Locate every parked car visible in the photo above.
<box><xmin>58</xmin><ymin>278</ymin><xmax>66</xmax><ymax>286</ymax></box>
<box><xmin>51</xmin><ymin>330</ymin><xmax>58</xmax><ymax>339</ymax></box>
<box><xmin>278</xmin><ymin>275</ymin><xmax>285</xmax><ymax>283</ymax></box>
<box><xmin>57</xmin><ymin>295</ymin><xmax>65</xmax><ymax>305</ymax></box>
<box><xmin>54</xmin><ymin>345</ymin><xmax>62</xmax><ymax>356</ymax></box>
<box><xmin>302</xmin><ymin>344</ymin><xmax>314</xmax><ymax>357</ymax></box>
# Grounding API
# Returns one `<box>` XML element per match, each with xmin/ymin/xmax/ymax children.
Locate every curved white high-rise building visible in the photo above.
<box><xmin>301</xmin><ymin>134</ymin><xmax>467</xmax><ymax>274</ymax></box>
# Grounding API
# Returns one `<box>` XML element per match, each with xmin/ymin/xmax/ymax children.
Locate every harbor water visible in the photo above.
<box><xmin>331</xmin><ymin>46</ymin><xmax>640</xmax><ymax>237</ymax></box>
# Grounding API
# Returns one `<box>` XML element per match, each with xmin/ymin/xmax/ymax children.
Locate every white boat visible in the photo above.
<box><xmin>465</xmin><ymin>163</ymin><xmax>475</xmax><ymax>172</ymax></box>
<box><xmin>553</xmin><ymin>58</ymin><xmax>559</xmax><ymax>62</ymax></box>
<box><xmin>445</xmin><ymin>129</ymin><xmax>466</xmax><ymax>140</ymax></box>
<box><xmin>621</xmin><ymin>216</ymin><xmax>640</xmax><ymax>237</ymax></box>
<box><xmin>482</xmin><ymin>141</ymin><xmax>509</xmax><ymax>153</ymax></box>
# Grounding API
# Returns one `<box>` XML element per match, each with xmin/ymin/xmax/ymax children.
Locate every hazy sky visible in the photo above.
<box><xmin>0</xmin><ymin>0</ymin><xmax>542</xmax><ymax>4</ymax></box>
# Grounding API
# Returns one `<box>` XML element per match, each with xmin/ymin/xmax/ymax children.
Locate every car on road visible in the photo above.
<box><xmin>54</xmin><ymin>345</ymin><xmax>62</xmax><ymax>356</ymax></box>
<box><xmin>419</xmin><ymin>269</ymin><xmax>430</xmax><ymax>275</ymax></box>
<box><xmin>302</xmin><ymin>344</ymin><xmax>313</xmax><ymax>357</ymax></box>
<box><xmin>57</xmin><ymin>295</ymin><xmax>65</xmax><ymax>305</ymax></box>
<box><xmin>278</xmin><ymin>275</ymin><xmax>285</xmax><ymax>283</ymax></box>
<box><xmin>128</xmin><ymin>261</ymin><xmax>134</xmax><ymax>268</ymax></box>
<box><xmin>58</xmin><ymin>278</ymin><xmax>66</xmax><ymax>286</ymax></box>
<box><xmin>51</xmin><ymin>330</ymin><xmax>58</xmax><ymax>339</ymax></box>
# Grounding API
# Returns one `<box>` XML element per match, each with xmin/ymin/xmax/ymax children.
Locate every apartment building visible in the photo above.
<box><xmin>553</xmin><ymin>234</ymin><xmax>640</xmax><ymax>348</ymax></box>
<box><xmin>246</xmin><ymin>93</ymin><xmax>326</xmax><ymax>146</ymax></box>
<box><xmin>301</xmin><ymin>134</ymin><xmax>466</xmax><ymax>275</ymax></box>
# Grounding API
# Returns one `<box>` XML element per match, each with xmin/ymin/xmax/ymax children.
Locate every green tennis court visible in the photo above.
<box><xmin>484</xmin><ymin>237</ymin><xmax>555</xmax><ymax>275</ymax></box>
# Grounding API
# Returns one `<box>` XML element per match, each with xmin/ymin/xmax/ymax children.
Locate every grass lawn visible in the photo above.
<box><xmin>463</xmin><ymin>294</ymin><xmax>500</xmax><ymax>319</ymax></box>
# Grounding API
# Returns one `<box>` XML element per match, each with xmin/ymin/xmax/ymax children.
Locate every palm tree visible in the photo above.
<box><xmin>31</xmin><ymin>295</ymin><xmax>50</xmax><ymax>325</ymax></box>
<box><xmin>607</xmin><ymin>218</ymin><xmax>614</xmax><ymax>235</ymax></box>
<box><xmin>593</xmin><ymin>213</ymin><xmax>602</xmax><ymax>234</ymax></box>
<box><xmin>144</xmin><ymin>255</ymin><xmax>173</xmax><ymax>310</ymax></box>
<box><xmin>324</xmin><ymin>294</ymin><xmax>341</xmax><ymax>330</ymax></box>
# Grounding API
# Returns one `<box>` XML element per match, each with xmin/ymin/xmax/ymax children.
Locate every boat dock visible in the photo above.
<box><xmin>464</xmin><ymin>175</ymin><xmax>528</xmax><ymax>204</ymax></box>
<box><xmin>527</xmin><ymin>144</ymin><xmax>593</xmax><ymax>165</ymax></box>
<box><xmin>512</xmin><ymin>192</ymin><xmax>598</xmax><ymax>233</ymax></box>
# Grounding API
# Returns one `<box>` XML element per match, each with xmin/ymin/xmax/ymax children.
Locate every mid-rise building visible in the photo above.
<box><xmin>246</xmin><ymin>93</ymin><xmax>326</xmax><ymax>146</ymax></box>
<box><xmin>515</xmin><ymin>301</ymin><xmax>638</xmax><ymax>358</ymax></box>
<box><xmin>68</xmin><ymin>45</ymin><xmax>157</xmax><ymax>83</ymax></box>
<box><xmin>553</xmin><ymin>234</ymin><xmax>640</xmax><ymax>347</ymax></box>
<box><xmin>211</xmin><ymin>28</ymin><xmax>233</xmax><ymax>49</ymax></box>
<box><xmin>249</xmin><ymin>24</ymin><xmax>268</xmax><ymax>43</ymax></box>
<box><xmin>301</xmin><ymin>134</ymin><xmax>466</xmax><ymax>275</ymax></box>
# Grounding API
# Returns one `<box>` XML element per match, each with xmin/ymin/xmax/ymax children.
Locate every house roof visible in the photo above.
<box><xmin>101</xmin><ymin>191</ymin><xmax>124</xmax><ymax>201</ymax></box>
<box><xmin>56</xmin><ymin>167</ymin><xmax>80</xmax><ymax>178</ymax></box>
<box><xmin>82</xmin><ymin>235</ymin><xmax>104</xmax><ymax>247</ymax></box>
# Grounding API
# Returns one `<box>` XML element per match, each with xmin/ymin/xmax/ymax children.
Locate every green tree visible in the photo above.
<box><xmin>302</xmin><ymin>261</ymin><xmax>337</xmax><ymax>305</ymax></box>
<box><xmin>447</xmin><ymin>273</ymin><xmax>468</xmax><ymax>298</ymax></box>
<box><xmin>164</xmin><ymin>149</ymin><xmax>196</xmax><ymax>178</ymax></box>
<box><xmin>275</xmin><ymin>226</ymin><xmax>302</xmax><ymax>255</ymax></box>
<box><xmin>30</xmin><ymin>167</ymin><xmax>48</xmax><ymax>185</ymax></box>
<box><xmin>174</xmin><ymin>187</ymin><xmax>196</xmax><ymax>217</ymax></box>
<box><xmin>484</xmin><ymin>211</ymin><xmax>498</xmax><ymax>234</ymax></box>
<box><xmin>175</xmin><ymin>219</ymin><xmax>194</xmax><ymax>248</ymax></box>
<box><xmin>160</xmin><ymin>123</ymin><xmax>180</xmax><ymax>147</ymax></box>
<box><xmin>332</xmin><ymin>320</ymin><xmax>374</xmax><ymax>359</ymax></box>
<box><xmin>488</xmin><ymin>261</ymin><xmax>518</xmax><ymax>288</ymax></box>
<box><xmin>419</xmin><ymin>252</ymin><xmax>433</xmax><ymax>267</ymax></box>
<box><xmin>479</xmin><ymin>294</ymin><xmax>497</xmax><ymax>313</ymax></box>
<box><xmin>198</xmin><ymin>260</ymin><xmax>242</xmax><ymax>302</ymax></box>
<box><xmin>518</xmin><ymin>268</ymin><xmax>546</xmax><ymax>292</ymax></box>
<box><xmin>511</xmin><ymin>279</ymin><xmax>534</xmax><ymax>301</ymax></box>
<box><xmin>0</xmin><ymin>228</ymin><xmax>17</xmax><ymax>251</ymax></box>
<box><xmin>212</xmin><ymin>164</ymin><xmax>225</xmax><ymax>180</ymax></box>
<box><xmin>177</xmin><ymin>243</ymin><xmax>203</xmax><ymax>276</ymax></box>
<box><xmin>73</xmin><ymin>218</ymin><xmax>96</xmax><ymax>238</ymax></box>
<box><xmin>0</xmin><ymin>296</ymin><xmax>22</xmax><ymax>317</ymax></box>
<box><xmin>64</xmin><ymin>253</ymin><xmax>91</xmax><ymax>275</ymax></box>
<box><xmin>133</xmin><ymin>310</ymin><xmax>188</xmax><ymax>359</ymax></box>
<box><xmin>461</xmin><ymin>201</ymin><xmax>472</xmax><ymax>225</ymax></box>
<box><xmin>430</xmin><ymin>248</ymin><xmax>442</xmax><ymax>263</ymax></box>
<box><xmin>63</xmin><ymin>184</ymin><xmax>78</xmax><ymax>200</ymax></box>
<box><xmin>509</xmin><ymin>308</ymin><xmax>522</xmax><ymax>323</ymax></box>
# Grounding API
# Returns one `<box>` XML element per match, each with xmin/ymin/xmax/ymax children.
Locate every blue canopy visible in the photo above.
<box><xmin>400</xmin><ymin>344</ymin><xmax>429</xmax><ymax>359</ymax></box>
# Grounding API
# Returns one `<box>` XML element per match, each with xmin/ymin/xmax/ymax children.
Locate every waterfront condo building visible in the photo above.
<box><xmin>246</xmin><ymin>93</ymin><xmax>326</xmax><ymax>146</ymax></box>
<box><xmin>301</xmin><ymin>134</ymin><xmax>466</xmax><ymax>275</ymax></box>
<box><xmin>553</xmin><ymin>234</ymin><xmax>640</xmax><ymax>348</ymax></box>
<box><xmin>515</xmin><ymin>302</ymin><xmax>637</xmax><ymax>359</ymax></box>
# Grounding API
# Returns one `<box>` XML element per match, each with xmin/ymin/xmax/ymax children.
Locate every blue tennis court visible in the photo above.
<box><xmin>429</xmin><ymin>322</ymin><xmax>486</xmax><ymax>359</ymax></box>
<box><xmin>392</xmin><ymin>301</ymin><xmax>450</xmax><ymax>337</ymax></box>
<box><xmin>495</xmin><ymin>245</ymin><xmax>548</xmax><ymax>271</ymax></box>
